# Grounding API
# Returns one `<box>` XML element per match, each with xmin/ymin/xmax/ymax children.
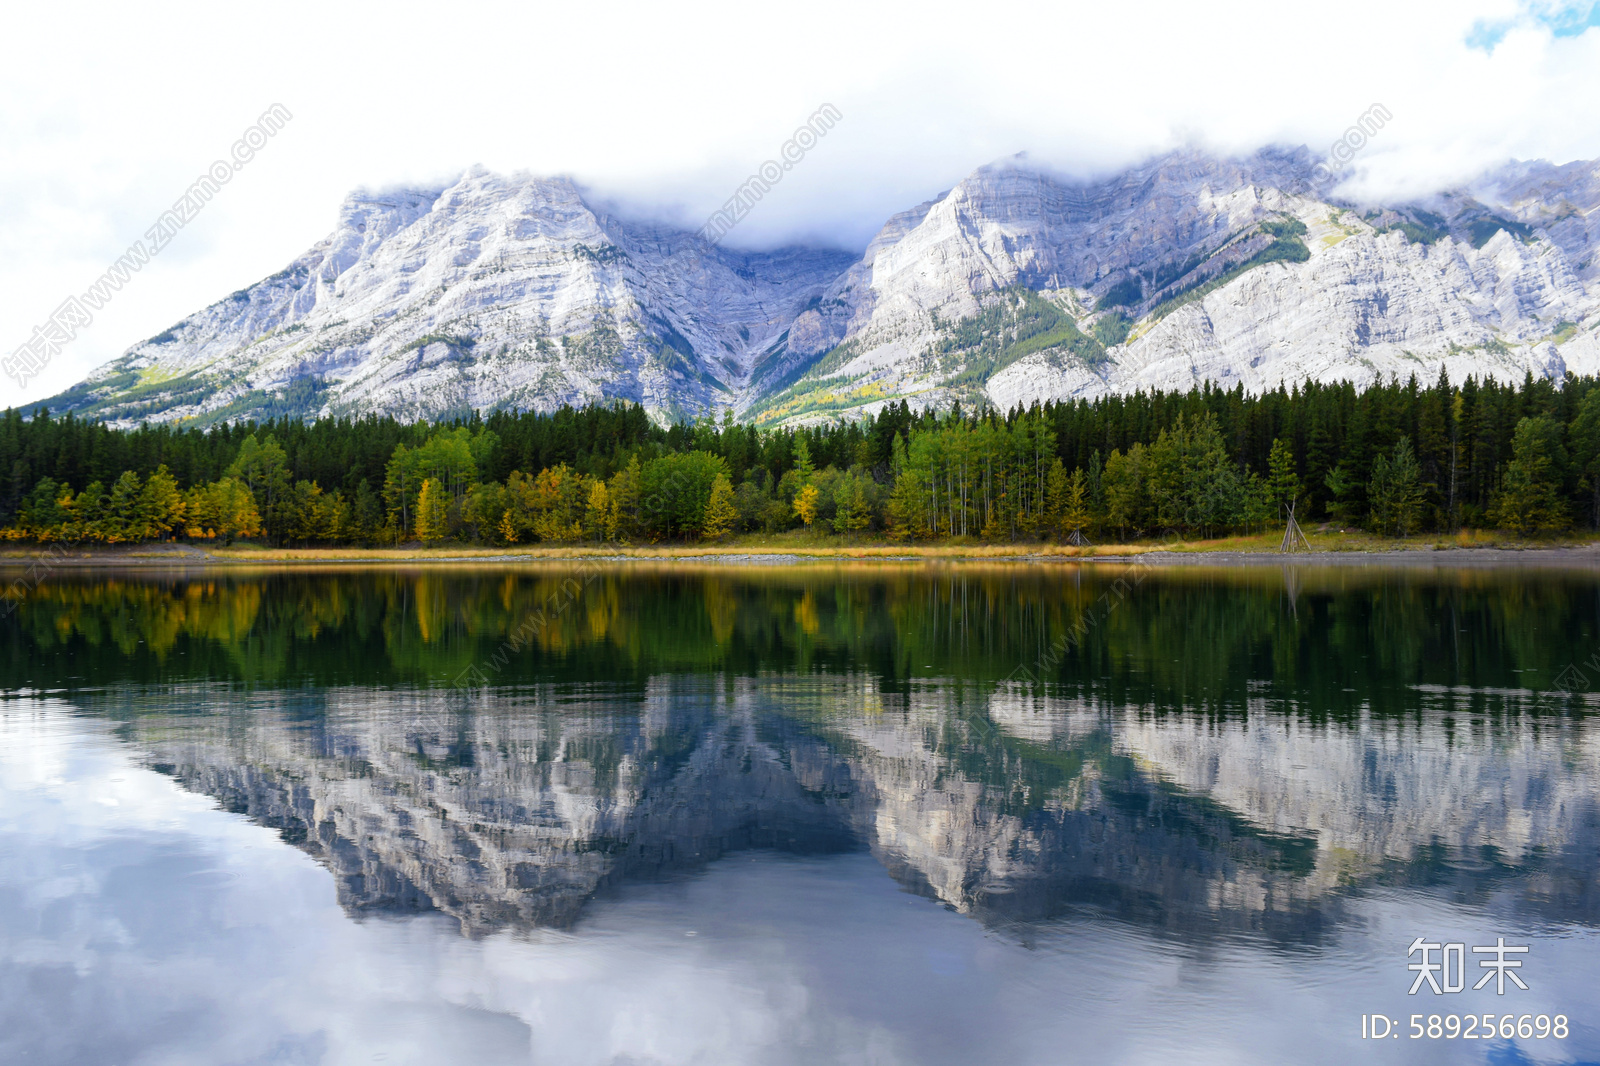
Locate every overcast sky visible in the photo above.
<box><xmin>3</xmin><ymin>0</ymin><xmax>1599</xmax><ymax>407</ymax></box>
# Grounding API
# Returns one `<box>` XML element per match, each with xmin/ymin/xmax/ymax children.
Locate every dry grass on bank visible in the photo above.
<box><xmin>3</xmin><ymin>526</ymin><xmax>1597</xmax><ymax>568</ymax></box>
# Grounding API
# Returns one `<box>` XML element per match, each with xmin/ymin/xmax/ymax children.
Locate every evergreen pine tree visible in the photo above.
<box><xmin>1492</xmin><ymin>416</ymin><xmax>1568</xmax><ymax>533</ymax></box>
<box><xmin>793</xmin><ymin>434</ymin><xmax>815</xmax><ymax>482</ymax></box>
<box><xmin>1266</xmin><ymin>438</ymin><xmax>1300</xmax><ymax>519</ymax></box>
<box><xmin>1367</xmin><ymin>438</ymin><xmax>1425</xmax><ymax>536</ymax></box>
<box><xmin>1568</xmin><ymin>390</ymin><xmax>1600</xmax><ymax>528</ymax></box>
<box><xmin>105</xmin><ymin>471</ymin><xmax>143</xmax><ymax>543</ymax></box>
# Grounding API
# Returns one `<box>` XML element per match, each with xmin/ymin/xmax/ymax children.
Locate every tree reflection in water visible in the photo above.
<box><xmin>6</xmin><ymin>562</ymin><xmax>1596</xmax><ymax>946</ymax></box>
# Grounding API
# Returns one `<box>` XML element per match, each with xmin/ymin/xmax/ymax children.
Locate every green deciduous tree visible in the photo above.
<box><xmin>606</xmin><ymin>454</ymin><xmax>644</xmax><ymax>541</ymax></box>
<box><xmin>19</xmin><ymin>478</ymin><xmax>70</xmax><ymax>539</ymax></box>
<box><xmin>1103</xmin><ymin>443</ymin><xmax>1150</xmax><ymax>538</ymax></box>
<box><xmin>831</xmin><ymin>470</ymin><xmax>871</xmax><ymax>534</ymax></box>
<box><xmin>639</xmin><ymin>451</ymin><xmax>727</xmax><ymax>539</ymax></box>
<box><xmin>228</xmin><ymin>434</ymin><xmax>292</xmax><ymax>543</ymax></box>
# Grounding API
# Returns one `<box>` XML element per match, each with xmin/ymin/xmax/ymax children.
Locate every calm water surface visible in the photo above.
<box><xmin>2</xmin><ymin>562</ymin><xmax>1599</xmax><ymax>1065</ymax></box>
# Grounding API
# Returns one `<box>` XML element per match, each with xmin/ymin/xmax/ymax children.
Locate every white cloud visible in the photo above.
<box><xmin>3</xmin><ymin>0</ymin><xmax>1599</xmax><ymax>407</ymax></box>
<box><xmin>7</xmin><ymin>698</ymin><xmax>1600</xmax><ymax>1065</ymax></box>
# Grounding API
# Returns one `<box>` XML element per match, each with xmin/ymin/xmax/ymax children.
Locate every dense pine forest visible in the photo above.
<box><xmin>2</xmin><ymin>369</ymin><xmax>1597</xmax><ymax>546</ymax></box>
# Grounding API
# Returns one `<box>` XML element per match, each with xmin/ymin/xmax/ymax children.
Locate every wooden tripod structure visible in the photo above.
<box><xmin>1065</xmin><ymin>528</ymin><xmax>1092</xmax><ymax>548</ymax></box>
<box><xmin>1281</xmin><ymin>563</ymin><xmax>1303</xmax><ymax>619</ymax></box>
<box><xmin>1278</xmin><ymin>501</ymin><xmax>1312</xmax><ymax>553</ymax></box>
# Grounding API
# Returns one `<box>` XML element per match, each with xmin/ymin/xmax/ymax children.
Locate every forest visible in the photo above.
<box><xmin>1</xmin><ymin>368</ymin><xmax>1596</xmax><ymax>546</ymax></box>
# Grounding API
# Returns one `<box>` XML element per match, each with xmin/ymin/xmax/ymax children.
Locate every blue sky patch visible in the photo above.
<box><xmin>1468</xmin><ymin>1</ymin><xmax>1600</xmax><ymax>51</ymax></box>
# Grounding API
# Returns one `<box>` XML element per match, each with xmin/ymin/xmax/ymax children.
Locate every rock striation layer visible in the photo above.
<box><xmin>44</xmin><ymin>150</ymin><xmax>1600</xmax><ymax>426</ymax></box>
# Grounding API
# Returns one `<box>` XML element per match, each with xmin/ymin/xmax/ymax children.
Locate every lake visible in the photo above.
<box><xmin>2</xmin><ymin>560</ymin><xmax>1598</xmax><ymax>1065</ymax></box>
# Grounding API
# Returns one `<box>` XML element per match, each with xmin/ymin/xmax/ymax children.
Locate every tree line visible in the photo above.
<box><xmin>2</xmin><ymin>367</ymin><xmax>1598</xmax><ymax>545</ymax></box>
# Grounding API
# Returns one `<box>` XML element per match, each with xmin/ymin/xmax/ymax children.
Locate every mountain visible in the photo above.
<box><xmin>42</xmin><ymin>149</ymin><xmax>1600</xmax><ymax>427</ymax></box>
<box><xmin>43</xmin><ymin>168</ymin><xmax>854</xmax><ymax>426</ymax></box>
<box><xmin>120</xmin><ymin>676</ymin><xmax>1600</xmax><ymax>939</ymax></box>
<box><xmin>759</xmin><ymin>148</ymin><xmax>1600</xmax><ymax>422</ymax></box>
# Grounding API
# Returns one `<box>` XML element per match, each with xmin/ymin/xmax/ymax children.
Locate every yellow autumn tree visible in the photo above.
<box><xmin>793</xmin><ymin>483</ymin><xmax>821</xmax><ymax>527</ymax></box>
<box><xmin>212</xmin><ymin>477</ymin><xmax>262</xmax><ymax>544</ymax></box>
<box><xmin>183</xmin><ymin>485</ymin><xmax>216</xmax><ymax>539</ymax></box>
<box><xmin>1043</xmin><ymin>458</ymin><xmax>1069</xmax><ymax>539</ymax></box>
<box><xmin>605</xmin><ymin>455</ymin><xmax>643</xmax><ymax>541</ymax></box>
<box><xmin>415</xmin><ymin>477</ymin><xmax>448</xmax><ymax>544</ymax></box>
<box><xmin>586</xmin><ymin>479</ymin><xmax>613</xmax><ymax>541</ymax></box>
<box><xmin>182</xmin><ymin>478</ymin><xmax>260</xmax><ymax>544</ymax></box>
<box><xmin>511</xmin><ymin>463</ymin><xmax>587</xmax><ymax>542</ymax></box>
<box><xmin>702</xmin><ymin>474</ymin><xmax>738</xmax><ymax>540</ymax></box>
<box><xmin>1063</xmin><ymin>468</ymin><xmax>1091</xmax><ymax>543</ymax></box>
<box><xmin>138</xmin><ymin>465</ymin><xmax>185</xmax><ymax>541</ymax></box>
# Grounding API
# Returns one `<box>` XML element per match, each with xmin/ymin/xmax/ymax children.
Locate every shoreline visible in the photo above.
<box><xmin>6</xmin><ymin>541</ymin><xmax>1600</xmax><ymax>570</ymax></box>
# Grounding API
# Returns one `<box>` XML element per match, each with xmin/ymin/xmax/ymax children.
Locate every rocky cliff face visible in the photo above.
<box><xmin>46</xmin><ymin>169</ymin><xmax>853</xmax><ymax>425</ymax></box>
<box><xmin>44</xmin><ymin>150</ymin><xmax>1600</xmax><ymax>426</ymax></box>
<box><xmin>121</xmin><ymin>674</ymin><xmax>1600</xmax><ymax>939</ymax></box>
<box><xmin>763</xmin><ymin>149</ymin><xmax>1600</xmax><ymax>422</ymax></box>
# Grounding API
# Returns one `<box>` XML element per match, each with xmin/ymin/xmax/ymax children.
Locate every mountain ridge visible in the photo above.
<box><xmin>40</xmin><ymin>147</ymin><xmax>1600</xmax><ymax>427</ymax></box>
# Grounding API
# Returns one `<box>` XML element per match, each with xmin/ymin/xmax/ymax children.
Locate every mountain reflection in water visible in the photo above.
<box><xmin>3</xmin><ymin>562</ymin><xmax>1600</xmax><ymax>1065</ymax></box>
<box><xmin>91</xmin><ymin>674</ymin><xmax>1597</xmax><ymax>944</ymax></box>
